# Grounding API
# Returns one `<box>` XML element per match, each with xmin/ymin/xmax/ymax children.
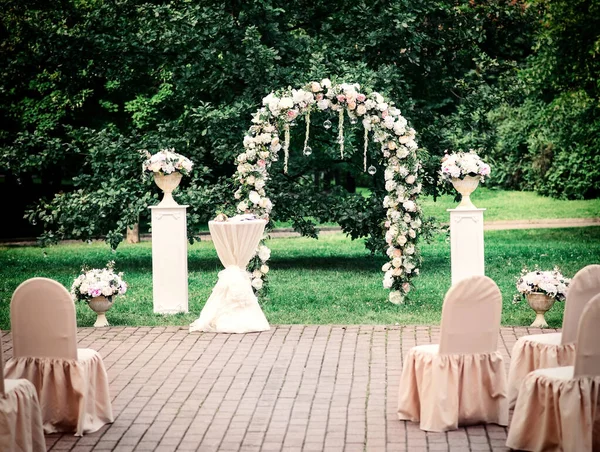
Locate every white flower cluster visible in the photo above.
<box><xmin>516</xmin><ymin>268</ymin><xmax>570</xmax><ymax>302</ymax></box>
<box><xmin>233</xmin><ymin>79</ymin><xmax>422</xmax><ymax>301</ymax></box>
<box><xmin>71</xmin><ymin>262</ymin><xmax>127</xmax><ymax>303</ymax></box>
<box><xmin>440</xmin><ymin>150</ymin><xmax>491</xmax><ymax>182</ymax></box>
<box><xmin>250</xmin><ymin>245</ymin><xmax>271</xmax><ymax>290</ymax></box>
<box><xmin>142</xmin><ymin>148</ymin><xmax>194</xmax><ymax>176</ymax></box>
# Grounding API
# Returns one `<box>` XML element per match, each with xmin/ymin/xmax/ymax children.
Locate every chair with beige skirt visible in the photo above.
<box><xmin>397</xmin><ymin>275</ymin><xmax>508</xmax><ymax>432</ymax></box>
<box><xmin>506</xmin><ymin>292</ymin><xmax>600</xmax><ymax>451</ymax></box>
<box><xmin>4</xmin><ymin>278</ymin><xmax>114</xmax><ymax>436</ymax></box>
<box><xmin>0</xmin><ymin>331</ymin><xmax>46</xmax><ymax>452</ymax></box>
<box><xmin>507</xmin><ymin>264</ymin><xmax>600</xmax><ymax>407</ymax></box>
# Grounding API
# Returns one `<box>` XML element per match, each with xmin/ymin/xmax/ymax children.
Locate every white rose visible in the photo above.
<box><xmin>382</xmin><ymin>263</ymin><xmax>391</xmax><ymax>272</ymax></box>
<box><xmin>389</xmin><ymin>291</ymin><xmax>404</xmax><ymax>304</ymax></box>
<box><xmin>405</xmin><ymin>245</ymin><xmax>415</xmax><ymax>255</ymax></box>
<box><xmin>255</xmin><ymin>179</ymin><xmax>265</xmax><ymax>190</ymax></box>
<box><xmin>251</xmin><ymin>278</ymin><xmax>263</xmax><ymax>290</ymax></box>
<box><xmin>278</xmin><ymin>97</ymin><xmax>294</xmax><ymax>109</ymax></box>
<box><xmin>385</xmin><ymin>180</ymin><xmax>397</xmax><ymax>192</ymax></box>
<box><xmin>247</xmin><ymin>175</ymin><xmax>256</xmax><ymax>185</ymax></box>
<box><xmin>310</xmin><ymin>81</ymin><xmax>321</xmax><ymax>92</ymax></box>
<box><xmin>260</xmin><ymin>265</ymin><xmax>269</xmax><ymax>274</ymax></box>
<box><xmin>258</xmin><ymin>245</ymin><xmax>271</xmax><ymax>262</ymax></box>
<box><xmin>317</xmin><ymin>99</ymin><xmax>330</xmax><ymax>110</ymax></box>
<box><xmin>321</xmin><ymin>78</ymin><xmax>332</xmax><ymax>89</ymax></box>
<box><xmin>392</xmin><ymin>257</ymin><xmax>402</xmax><ymax>268</ymax></box>
<box><xmin>409</xmin><ymin>229</ymin><xmax>416</xmax><ymax>238</ymax></box>
<box><xmin>259</xmin><ymin>197</ymin><xmax>271</xmax><ymax>210</ymax></box>
<box><xmin>396</xmin><ymin>235</ymin><xmax>407</xmax><ymax>246</ymax></box>
<box><xmin>237</xmin><ymin>201</ymin><xmax>248</xmax><ymax>212</ymax></box>
<box><xmin>252</xmin><ymin>270</ymin><xmax>262</xmax><ymax>279</ymax></box>
<box><xmin>405</xmin><ymin>175</ymin><xmax>416</xmax><ymax>184</ymax></box>
<box><xmin>249</xmin><ymin>191</ymin><xmax>261</xmax><ymax>205</ymax></box>
<box><xmin>383</xmin><ymin>273</ymin><xmax>394</xmax><ymax>289</ymax></box>
<box><xmin>402</xmin><ymin>200</ymin><xmax>416</xmax><ymax>212</ymax></box>
<box><xmin>356</xmin><ymin>105</ymin><xmax>367</xmax><ymax>116</ymax></box>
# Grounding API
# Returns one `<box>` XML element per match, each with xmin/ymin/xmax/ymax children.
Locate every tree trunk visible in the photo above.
<box><xmin>126</xmin><ymin>222</ymin><xmax>140</xmax><ymax>243</ymax></box>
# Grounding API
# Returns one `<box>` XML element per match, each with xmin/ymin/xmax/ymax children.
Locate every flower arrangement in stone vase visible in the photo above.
<box><xmin>142</xmin><ymin>148</ymin><xmax>193</xmax><ymax>205</ymax></box>
<box><xmin>515</xmin><ymin>268</ymin><xmax>570</xmax><ymax>302</ymax></box>
<box><xmin>71</xmin><ymin>261</ymin><xmax>127</xmax><ymax>327</ymax></box>
<box><xmin>71</xmin><ymin>261</ymin><xmax>127</xmax><ymax>303</ymax></box>
<box><xmin>515</xmin><ymin>267</ymin><xmax>570</xmax><ymax>328</ymax></box>
<box><xmin>440</xmin><ymin>150</ymin><xmax>491</xmax><ymax>208</ymax></box>
<box><xmin>142</xmin><ymin>148</ymin><xmax>193</xmax><ymax>175</ymax></box>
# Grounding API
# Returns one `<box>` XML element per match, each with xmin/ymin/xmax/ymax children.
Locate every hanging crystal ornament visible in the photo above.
<box><xmin>338</xmin><ymin>109</ymin><xmax>345</xmax><ymax>159</ymax></box>
<box><xmin>349</xmin><ymin>115</ymin><xmax>358</xmax><ymax>125</ymax></box>
<box><xmin>303</xmin><ymin>111</ymin><xmax>311</xmax><ymax>156</ymax></box>
<box><xmin>283</xmin><ymin>123</ymin><xmax>290</xmax><ymax>174</ymax></box>
<box><xmin>368</xmin><ymin>165</ymin><xmax>377</xmax><ymax>175</ymax></box>
<box><xmin>323</xmin><ymin>119</ymin><xmax>332</xmax><ymax>129</ymax></box>
<box><xmin>363</xmin><ymin>127</ymin><xmax>369</xmax><ymax>172</ymax></box>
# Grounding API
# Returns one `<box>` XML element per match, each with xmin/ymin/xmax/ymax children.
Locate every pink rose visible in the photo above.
<box><xmin>393</xmin><ymin>248</ymin><xmax>402</xmax><ymax>257</ymax></box>
<box><xmin>337</xmin><ymin>94</ymin><xmax>346</xmax><ymax>103</ymax></box>
<box><xmin>381</xmin><ymin>110</ymin><xmax>389</xmax><ymax>118</ymax></box>
<box><xmin>257</xmin><ymin>160</ymin><xmax>266</xmax><ymax>168</ymax></box>
<box><xmin>316</xmin><ymin>93</ymin><xmax>324</xmax><ymax>101</ymax></box>
<box><xmin>385</xmin><ymin>221</ymin><xmax>391</xmax><ymax>228</ymax></box>
<box><xmin>287</xmin><ymin>109</ymin><xmax>298</xmax><ymax>120</ymax></box>
<box><xmin>357</xmin><ymin>93</ymin><xmax>366</xmax><ymax>102</ymax></box>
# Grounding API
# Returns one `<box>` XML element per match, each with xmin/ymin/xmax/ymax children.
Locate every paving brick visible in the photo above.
<box><xmin>10</xmin><ymin>325</ymin><xmax>544</xmax><ymax>451</ymax></box>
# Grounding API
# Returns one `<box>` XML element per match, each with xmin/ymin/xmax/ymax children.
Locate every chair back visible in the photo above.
<box><xmin>10</xmin><ymin>278</ymin><xmax>78</xmax><ymax>360</ymax></box>
<box><xmin>561</xmin><ymin>265</ymin><xmax>600</xmax><ymax>345</ymax></box>
<box><xmin>0</xmin><ymin>332</ymin><xmax>5</xmax><ymax>397</ymax></box>
<box><xmin>574</xmin><ymin>293</ymin><xmax>600</xmax><ymax>377</ymax></box>
<box><xmin>439</xmin><ymin>276</ymin><xmax>502</xmax><ymax>354</ymax></box>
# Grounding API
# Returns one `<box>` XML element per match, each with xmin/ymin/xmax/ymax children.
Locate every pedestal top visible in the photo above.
<box><xmin>447</xmin><ymin>207</ymin><xmax>486</xmax><ymax>213</ymax></box>
<box><xmin>149</xmin><ymin>204</ymin><xmax>189</xmax><ymax>210</ymax></box>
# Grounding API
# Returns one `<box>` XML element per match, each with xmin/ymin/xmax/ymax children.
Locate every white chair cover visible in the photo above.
<box><xmin>0</xmin><ymin>332</ymin><xmax>46</xmax><ymax>452</ymax></box>
<box><xmin>190</xmin><ymin>219</ymin><xmax>270</xmax><ymax>333</ymax></box>
<box><xmin>507</xmin><ymin>264</ymin><xmax>600</xmax><ymax>407</ymax></box>
<box><xmin>397</xmin><ymin>276</ymin><xmax>508</xmax><ymax>432</ymax></box>
<box><xmin>5</xmin><ymin>278</ymin><xmax>114</xmax><ymax>435</ymax></box>
<box><xmin>506</xmin><ymin>293</ymin><xmax>600</xmax><ymax>451</ymax></box>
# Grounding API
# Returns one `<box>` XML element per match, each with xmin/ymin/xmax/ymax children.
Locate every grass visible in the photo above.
<box><xmin>356</xmin><ymin>187</ymin><xmax>600</xmax><ymax>221</ymax></box>
<box><xmin>1</xmin><ymin>227</ymin><xmax>599</xmax><ymax>330</ymax></box>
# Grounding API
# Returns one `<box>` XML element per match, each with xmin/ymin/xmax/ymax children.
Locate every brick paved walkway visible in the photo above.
<box><xmin>2</xmin><ymin>325</ymin><xmax>554</xmax><ymax>451</ymax></box>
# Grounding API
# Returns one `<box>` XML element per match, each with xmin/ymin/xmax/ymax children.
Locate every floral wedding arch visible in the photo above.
<box><xmin>233</xmin><ymin>79</ymin><xmax>423</xmax><ymax>304</ymax></box>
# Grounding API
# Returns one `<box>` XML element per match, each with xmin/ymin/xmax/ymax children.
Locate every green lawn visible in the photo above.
<box><xmin>355</xmin><ymin>187</ymin><xmax>600</xmax><ymax>221</ymax></box>
<box><xmin>1</xmin><ymin>227</ymin><xmax>599</xmax><ymax>329</ymax></box>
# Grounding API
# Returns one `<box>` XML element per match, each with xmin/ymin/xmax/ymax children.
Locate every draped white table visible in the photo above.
<box><xmin>189</xmin><ymin>219</ymin><xmax>270</xmax><ymax>333</ymax></box>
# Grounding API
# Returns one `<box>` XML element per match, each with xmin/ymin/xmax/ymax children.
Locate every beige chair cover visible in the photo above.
<box><xmin>5</xmin><ymin>278</ymin><xmax>114</xmax><ymax>436</ymax></box>
<box><xmin>397</xmin><ymin>276</ymin><xmax>508</xmax><ymax>432</ymax></box>
<box><xmin>507</xmin><ymin>264</ymin><xmax>600</xmax><ymax>407</ymax></box>
<box><xmin>0</xmin><ymin>332</ymin><xmax>46</xmax><ymax>452</ymax></box>
<box><xmin>506</xmin><ymin>293</ymin><xmax>600</xmax><ymax>452</ymax></box>
<box><xmin>189</xmin><ymin>219</ymin><xmax>270</xmax><ymax>333</ymax></box>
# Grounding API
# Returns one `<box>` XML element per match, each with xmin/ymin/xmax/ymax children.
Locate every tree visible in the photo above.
<box><xmin>1</xmin><ymin>0</ymin><xmax>535</xmax><ymax>247</ymax></box>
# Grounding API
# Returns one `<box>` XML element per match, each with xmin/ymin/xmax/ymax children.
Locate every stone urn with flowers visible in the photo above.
<box><xmin>142</xmin><ymin>148</ymin><xmax>194</xmax><ymax>206</ymax></box>
<box><xmin>440</xmin><ymin>150</ymin><xmax>491</xmax><ymax>209</ymax></box>
<box><xmin>515</xmin><ymin>268</ymin><xmax>570</xmax><ymax>328</ymax></box>
<box><xmin>71</xmin><ymin>262</ymin><xmax>128</xmax><ymax>327</ymax></box>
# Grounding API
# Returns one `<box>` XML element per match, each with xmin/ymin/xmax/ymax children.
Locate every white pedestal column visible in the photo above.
<box><xmin>448</xmin><ymin>208</ymin><xmax>486</xmax><ymax>285</ymax></box>
<box><xmin>150</xmin><ymin>205</ymin><xmax>189</xmax><ymax>314</ymax></box>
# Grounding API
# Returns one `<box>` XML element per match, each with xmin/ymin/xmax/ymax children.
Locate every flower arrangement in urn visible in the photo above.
<box><xmin>515</xmin><ymin>267</ymin><xmax>570</xmax><ymax>328</ymax></box>
<box><xmin>440</xmin><ymin>150</ymin><xmax>491</xmax><ymax>209</ymax></box>
<box><xmin>142</xmin><ymin>148</ymin><xmax>193</xmax><ymax>206</ymax></box>
<box><xmin>71</xmin><ymin>261</ymin><xmax>127</xmax><ymax>327</ymax></box>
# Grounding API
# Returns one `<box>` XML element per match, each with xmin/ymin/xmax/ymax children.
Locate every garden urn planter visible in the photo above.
<box><xmin>451</xmin><ymin>175</ymin><xmax>480</xmax><ymax>209</ymax></box>
<box><xmin>526</xmin><ymin>292</ymin><xmax>555</xmax><ymax>328</ymax></box>
<box><xmin>88</xmin><ymin>296</ymin><xmax>113</xmax><ymax>327</ymax></box>
<box><xmin>154</xmin><ymin>172</ymin><xmax>183</xmax><ymax>206</ymax></box>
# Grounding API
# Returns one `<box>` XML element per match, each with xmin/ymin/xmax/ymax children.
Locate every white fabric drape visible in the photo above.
<box><xmin>0</xmin><ymin>380</ymin><xmax>46</xmax><ymax>452</ymax></box>
<box><xmin>190</xmin><ymin>219</ymin><xmax>270</xmax><ymax>333</ymax></box>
